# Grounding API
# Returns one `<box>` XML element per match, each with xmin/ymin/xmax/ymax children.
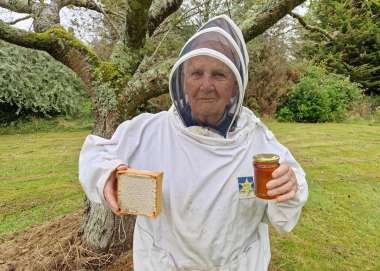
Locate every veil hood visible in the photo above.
<box><xmin>169</xmin><ymin>15</ymin><xmax>249</xmax><ymax>137</ymax></box>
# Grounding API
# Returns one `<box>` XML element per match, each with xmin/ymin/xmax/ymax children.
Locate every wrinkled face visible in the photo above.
<box><xmin>184</xmin><ymin>55</ymin><xmax>237</xmax><ymax>125</ymax></box>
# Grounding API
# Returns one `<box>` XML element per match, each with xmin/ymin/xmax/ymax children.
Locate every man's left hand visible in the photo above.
<box><xmin>266</xmin><ymin>164</ymin><xmax>299</xmax><ymax>202</ymax></box>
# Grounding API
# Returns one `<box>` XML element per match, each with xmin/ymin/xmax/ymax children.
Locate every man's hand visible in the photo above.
<box><xmin>104</xmin><ymin>164</ymin><xmax>128</xmax><ymax>213</ymax></box>
<box><xmin>266</xmin><ymin>164</ymin><xmax>299</xmax><ymax>202</ymax></box>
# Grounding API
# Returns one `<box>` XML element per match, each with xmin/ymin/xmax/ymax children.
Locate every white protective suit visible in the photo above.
<box><xmin>79</xmin><ymin>15</ymin><xmax>308</xmax><ymax>271</ymax></box>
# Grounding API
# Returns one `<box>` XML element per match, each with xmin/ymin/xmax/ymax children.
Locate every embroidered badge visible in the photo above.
<box><xmin>238</xmin><ymin>176</ymin><xmax>255</xmax><ymax>198</ymax></box>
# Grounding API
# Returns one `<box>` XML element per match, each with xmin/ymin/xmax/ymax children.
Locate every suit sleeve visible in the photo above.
<box><xmin>78</xmin><ymin>122</ymin><xmax>130</xmax><ymax>206</ymax></box>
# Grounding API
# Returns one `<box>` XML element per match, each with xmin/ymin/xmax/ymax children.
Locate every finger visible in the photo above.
<box><xmin>117</xmin><ymin>164</ymin><xmax>128</xmax><ymax>171</ymax></box>
<box><xmin>104</xmin><ymin>186</ymin><xmax>119</xmax><ymax>212</ymax></box>
<box><xmin>266</xmin><ymin>170</ymin><xmax>290</xmax><ymax>190</ymax></box>
<box><xmin>272</xmin><ymin>164</ymin><xmax>289</xmax><ymax>178</ymax></box>
<box><xmin>108</xmin><ymin>195</ymin><xmax>119</xmax><ymax>212</ymax></box>
<box><xmin>267</xmin><ymin>178</ymin><xmax>294</xmax><ymax>196</ymax></box>
<box><xmin>275</xmin><ymin>189</ymin><xmax>297</xmax><ymax>202</ymax></box>
<box><xmin>104</xmin><ymin>173</ymin><xmax>119</xmax><ymax>212</ymax></box>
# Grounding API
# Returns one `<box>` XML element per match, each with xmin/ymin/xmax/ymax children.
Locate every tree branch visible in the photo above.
<box><xmin>151</xmin><ymin>3</ymin><xmax>201</xmax><ymax>39</ymax></box>
<box><xmin>0</xmin><ymin>20</ymin><xmax>100</xmax><ymax>87</ymax></box>
<box><xmin>60</xmin><ymin>0</ymin><xmax>124</xmax><ymax>19</ymax></box>
<box><xmin>8</xmin><ymin>15</ymin><xmax>31</xmax><ymax>25</ymax></box>
<box><xmin>59</xmin><ymin>0</ymin><xmax>121</xmax><ymax>39</ymax></box>
<box><xmin>240</xmin><ymin>0</ymin><xmax>306</xmax><ymax>42</ymax></box>
<box><xmin>125</xmin><ymin>57</ymin><xmax>175</xmax><ymax>117</ymax></box>
<box><xmin>148</xmin><ymin>0</ymin><xmax>183</xmax><ymax>36</ymax></box>
<box><xmin>96</xmin><ymin>2</ymin><xmax>121</xmax><ymax>40</ymax></box>
<box><xmin>290</xmin><ymin>11</ymin><xmax>334</xmax><ymax>40</ymax></box>
<box><xmin>60</xmin><ymin>0</ymin><xmax>102</xmax><ymax>13</ymax></box>
<box><xmin>0</xmin><ymin>0</ymin><xmax>36</xmax><ymax>14</ymax></box>
<box><xmin>125</xmin><ymin>0</ymin><xmax>153</xmax><ymax>49</ymax></box>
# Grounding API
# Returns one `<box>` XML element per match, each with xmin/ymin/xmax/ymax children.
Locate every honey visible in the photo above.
<box><xmin>253</xmin><ymin>154</ymin><xmax>280</xmax><ymax>200</ymax></box>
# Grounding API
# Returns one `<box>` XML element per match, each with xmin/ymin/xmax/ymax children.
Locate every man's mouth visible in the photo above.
<box><xmin>198</xmin><ymin>98</ymin><xmax>216</xmax><ymax>102</ymax></box>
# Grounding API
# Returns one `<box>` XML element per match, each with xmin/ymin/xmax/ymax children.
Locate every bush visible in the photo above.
<box><xmin>277</xmin><ymin>66</ymin><xmax>363</xmax><ymax>122</ymax></box>
<box><xmin>0</xmin><ymin>41</ymin><xmax>87</xmax><ymax>123</ymax></box>
<box><xmin>244</xmin><ymin>22</ymin><xmax>298</xmax><ymax>117</ymax></box>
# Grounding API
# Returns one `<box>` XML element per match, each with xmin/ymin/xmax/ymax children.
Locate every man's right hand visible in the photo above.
<box><xmin>104</xmin><ymin>164</ymin><xmax>128</xmax><ymax>213</ymax></box>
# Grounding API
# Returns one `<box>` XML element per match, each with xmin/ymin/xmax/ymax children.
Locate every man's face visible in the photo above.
<box><xmin>184</xmin><ymin>56</ymin><xmax>237</xmax><ymax>125</ymax></box>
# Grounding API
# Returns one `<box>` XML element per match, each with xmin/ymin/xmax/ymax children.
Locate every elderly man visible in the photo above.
<box><xmin>79</xmin><ymin>15</ymin><xmax>308</xmax><ymax>271</ymax></box>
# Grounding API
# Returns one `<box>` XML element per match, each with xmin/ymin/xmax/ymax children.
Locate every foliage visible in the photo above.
<box><xmin>0</xmin><ymin>116</ymin><xmax>93</xmax><ymax>136</ymax></box>
<box><xmin>182</xmin><ymin>0</ymin><xmax>230</xmax><ymax>27</ymax></box>
<box><xmin>92</xmin><ymin>79</ymin><xmax>119</xmax><ymax>119</ymax></box>
<box><xmin>0</xmin><ymin>41</ymin><xmax>87</xmax><ymax>123</ymax></box>
<box><xmin>244</xmin><ymin>19</ymin><xmax>298</xmax><ymax>116</ymax></box>
<box><xmin>374</xmin><ymin>107</ymin><xmax>380</xmax><ymax>124</ymax></box>
<box><xmin>0</xmin><ymin>101</ymin><xmax>94</xmax><ymax>135</ymax></box>
<box><xmin>277</xmin><ymin>65</ymin><xmax>363</xmax><ymax>122</ymax></box>
<box><xmin>300</xmin><ymin>0</ymin><xmax>380</xmax><ymax>94</ymax></box>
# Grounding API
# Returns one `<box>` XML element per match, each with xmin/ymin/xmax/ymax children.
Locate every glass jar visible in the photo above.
<box><xmin>253</xmin><ymin>153</ymin><xmax>280</xmax><ymax>200</ymax></box>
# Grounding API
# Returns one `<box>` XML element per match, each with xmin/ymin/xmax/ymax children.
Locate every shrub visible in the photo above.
<box><xmin>0</xmin><ymin>41</ymin><xmax>87</xmax><ymax>123</ymax></box>
<box><xmin>277</xmin><ymin>66</ymin><xmax>363</xmax><ymax>122</ymax></box>
<box><xmin>244</xmin><ymin>23</ymin><xmax>297</xmax><ymax>117</ymax></box>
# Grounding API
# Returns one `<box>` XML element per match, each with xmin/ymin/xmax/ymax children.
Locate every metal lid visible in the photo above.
<box><xmin>253</xmin><ymin>153</ymin><xmax>280</xmax><ymax>163</ymax></box>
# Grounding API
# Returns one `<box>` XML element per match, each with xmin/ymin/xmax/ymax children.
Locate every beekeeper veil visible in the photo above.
<box><xmin>169</xmin><ymin>15</ymin><xmax>249</xmax><ymax>137</ymax></box>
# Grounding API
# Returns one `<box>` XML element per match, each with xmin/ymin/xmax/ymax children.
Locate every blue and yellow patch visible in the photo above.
<box><xmin>238</xmin><ymin>176</ymin><xmax>255</xmax><ymax>198</ymax></box>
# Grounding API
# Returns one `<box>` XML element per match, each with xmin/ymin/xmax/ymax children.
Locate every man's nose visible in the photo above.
<box><xmin>199</xmin><ymin>74</ymin><xmax>215</xmax><ymax>91</ymax></box>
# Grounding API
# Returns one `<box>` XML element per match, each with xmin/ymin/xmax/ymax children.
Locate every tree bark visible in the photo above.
<box><xmin>60</xmin><ymin>0</ymin><xmax>103</xmax><ymax>13</ymax></box>
<box><xmin>125</xmin><ymin>0</ymin><xmax>153</xmax><ymax>49</ymax></box>
<box><xmin>0</xmin><ymin>0</ymin><xmax>37</xmax><ymax>14</ymax></box>
<box><xmin>148</xmin><ymin>0</ymin><xmax>183</xmax><ymax>36</ymax></box>
<box><xmin>80</xmin><ymin>199</ymin><xmax>136</xmax><ymax>252</ymax></box>
<box><xmin>240</xmin><ymin>0</ymin><xmax>306</xmax><ymax>42</ymax></box>
<box><xmin>290</xmin><ymin>11</ymin><xmax>334</xmax><ymax>41</ymax></box>
<box><xmin>33</xmin><ymin>1</ymin><xmax>61</xmax><ymax>32</ymax></box>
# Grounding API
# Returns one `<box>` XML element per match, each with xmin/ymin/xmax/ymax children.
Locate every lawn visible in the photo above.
<box><xmin>266</xmin><ymin>121</ymin><xmax>380</xmax><ymax>271</ymax></box>
<box><xmin>0</xmin><ymin>128</ymin><xmax>89</xmax><ymax>236</ymax></box>
<box><xmin>0</xmin><ymin>120</ymin><xmax>379</xmax><ymax>270</ymax></box>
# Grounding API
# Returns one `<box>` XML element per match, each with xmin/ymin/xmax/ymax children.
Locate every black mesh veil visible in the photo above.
<box><xmin>169</xmin><ymin>15</ymin><xmax>249</xmax><ymax>137</ymax></box>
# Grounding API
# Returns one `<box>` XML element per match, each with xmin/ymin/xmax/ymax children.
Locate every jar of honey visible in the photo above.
<box><xmin>253</xmin><ymin>154</ymin><xmax>280</xmax><ymax>200</ymax></box>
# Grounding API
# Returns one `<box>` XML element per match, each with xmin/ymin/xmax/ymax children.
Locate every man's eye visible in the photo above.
<box><xmin>213</xmin><ymin>72</ymin><xmax>227</xmax><ymax>80</ymax></box>
<box><xmin>191</xmin><ymin>71</ymin><xmax>203</xmax><ymax>78</ymax></box>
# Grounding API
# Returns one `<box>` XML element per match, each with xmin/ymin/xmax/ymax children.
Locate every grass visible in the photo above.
<box><xmin>0</xmin><ymin>115</ymin><xmax>94</xmax><ymax>135</ymax></box>
<box><xmin>0</xmin><ymin>118</ymin><xmax>379</xmax><ymax>270</ymax></box>
<box><xmin>265</xmin><ymin>120</ymin><xmax>380</xmax><ymax>271</ymax></box>
<box><xmin>0</xmin><ymin>127</ymin><xmax>89</xmax><ymax>237</ymax></box>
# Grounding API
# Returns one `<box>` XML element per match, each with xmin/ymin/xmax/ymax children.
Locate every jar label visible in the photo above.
<box><xmin>237</xmin><ymin>176</ymin><xmax>255</xmax><ymax>198</ymax></box>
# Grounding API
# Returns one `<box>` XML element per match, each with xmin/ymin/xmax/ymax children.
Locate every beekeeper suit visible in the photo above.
<box><xmin>79</xmin><ymin>15</ymin><xmax>308</xmax><ymax>271</ymax></box>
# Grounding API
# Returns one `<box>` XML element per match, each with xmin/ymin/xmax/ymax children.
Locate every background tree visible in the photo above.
<box><xmin>298</xmin><ymin>0</ymin><xmax>380</xmax><ymax>95</ymax></box>
<box><xmin>0</xmin><ymin>40</ymin><xmax>87</xmax><ymax>123</ymax></box>
<box><xmin>245</xmin><ymin>17</ymin><xmax>299</xmax><ymax>116</ymax></box>
<box><xmin>0</xmin><ymin>0</ymin><xmax>307</xmax><ymax>263</ymax></box>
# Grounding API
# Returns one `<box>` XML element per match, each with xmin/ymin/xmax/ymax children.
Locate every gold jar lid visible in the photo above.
<box><xmin>253</xmin><ymin>153</ymin><xmax>280</xmax><ymax>163</ymax></box>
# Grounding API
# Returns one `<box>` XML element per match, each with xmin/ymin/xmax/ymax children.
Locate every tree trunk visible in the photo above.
<box><xmin>33</xmin><ymin>2</ymin><xmax>61</xmax><ymax>32</ymax></box>
<box><xmin>80</xmin><ymin>199</ymin><xmax>136</xmax><ymax>252</ymax></box>
<box><xmin>79</xmin><ymin>84</ymin><xmax>138</xmax><ymax>251</ymax></box>
<box><xmin>92</xmin><ymin>108</ymin><xmax>122</xmax><ymax>139</ymax></box>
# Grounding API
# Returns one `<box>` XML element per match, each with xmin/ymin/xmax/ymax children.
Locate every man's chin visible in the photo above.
<box><xmin>192</xmin><ymin>111</ymin><xmax>223</xmax><ymax>126</ymax></box>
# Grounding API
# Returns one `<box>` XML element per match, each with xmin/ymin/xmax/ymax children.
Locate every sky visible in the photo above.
<box><xmin>0</xmin><ymin>1</ymin><xmax>308</xmax><ymax>44</ymax></box>
<box><xmin>0</xmin><ymin>4</ymin><xmax>102</xmax><ymax>43</ymax></box>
